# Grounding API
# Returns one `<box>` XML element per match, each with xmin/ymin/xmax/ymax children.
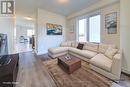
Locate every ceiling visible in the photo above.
<box><xmin>16</xmin><ymin>0</ymin><xmax>100</xmax><ymax>17</ymax></box>
<box><xmin>16</xmin><ymin>16</ymin><xmax>35</xmax><ymax>28</ymax></box>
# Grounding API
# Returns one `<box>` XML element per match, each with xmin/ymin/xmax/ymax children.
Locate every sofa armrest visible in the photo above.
<box><xmin>111</xmin><ymin>53</ymin><xmax>122</xmax><ymax>78</ymax></box>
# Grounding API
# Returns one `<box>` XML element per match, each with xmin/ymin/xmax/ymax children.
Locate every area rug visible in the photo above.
<box><xmin>43</xmin><ymin>59</ymin><xmax>113</xmax><ymax>87</ymax></box>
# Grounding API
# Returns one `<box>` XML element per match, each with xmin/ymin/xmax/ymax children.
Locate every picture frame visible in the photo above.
<box><xmin>46</xmin><ymin>23</ymin><xmax>63</xmax><ymax>35</ymax></box>
<box><xmin>105</xmin><ymin>12</ymin><xmax>117</xmax><ymax>34</ymax></box>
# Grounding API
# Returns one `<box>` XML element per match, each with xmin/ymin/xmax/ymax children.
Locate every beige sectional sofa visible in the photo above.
<box><xmin>48</xmin><ymin>41</ymin><xmax>122</xmax><ymax>81</ymax></box>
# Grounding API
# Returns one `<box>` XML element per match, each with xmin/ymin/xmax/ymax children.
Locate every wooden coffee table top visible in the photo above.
<box><xmin>58</xmin><ymin>54</ymin><xmax>81</xmax><ymax>66</ymax></box>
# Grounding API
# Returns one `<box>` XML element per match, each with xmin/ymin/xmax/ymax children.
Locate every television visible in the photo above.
<box><xmin>0</xmin><ymin>33</ymin><xmax>9</xmax><ymax>65</ymax></box>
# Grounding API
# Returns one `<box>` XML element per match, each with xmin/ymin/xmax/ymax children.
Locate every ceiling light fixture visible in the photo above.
<box><xmin>24</xmin><ymin>17</ymin><xmax>33</xmax><ymax>20</ymax></box>
<box><xmin>57</xmin><ymin>0</ymin><xmax>69</xmax><ymax>4</ymax></box>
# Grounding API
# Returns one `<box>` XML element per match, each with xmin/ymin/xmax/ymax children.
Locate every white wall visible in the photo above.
<box><xmin>67</xmin><ymin>0</ymin><xmax>119</xmax><ymax>19</ymax></box>
<box><xmin>36</xmin><ymin>8</ymin><xmax>66</xmax><ymax>54</ymax></box>
<box><xmin>101</xmin><ymin>3</ymin><xmax>120</xmax><ymax>48</ymax></box>
<box><xmin>120</xmin><ymin>0</ymin><xmax>130</xmax><ymax>74</ymax></box>
<box><xmin>0</xmin><ymin>17</ymin><xmax>15</xmax><ymax>54</ymax></box>
<box><xmin>66</xmin><ymin>18</ymin><xmax>76</xmax><ymax>41</ymax></box>
<box><xmin>66</xmin><ymin>3</ymin><xmax>120</xmax><ymax>48</ymax></box>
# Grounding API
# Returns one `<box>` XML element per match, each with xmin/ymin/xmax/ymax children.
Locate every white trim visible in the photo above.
<box><xmin>36</xmin><ymin>52</ymin><xmax>47</xmax><ymax>55</ymax></box>
<box><xmin>76</xmin><ymin>18</ymin><xmax>79</xmax><ymax>41</ymax></box>
<box><xmin>35</xmin><ymin>49</ymin><xmax>48</xmax><ymax>55</ymax></box>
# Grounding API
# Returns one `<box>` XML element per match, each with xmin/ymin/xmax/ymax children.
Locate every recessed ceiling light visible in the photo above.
<box><xmin>57</xmin><ymin>0</ymin><xmax>69</xmax><ymax>4</ymax></box>
<box><xmin>24</xmin><ymin>17</ymin><xmax>33</xmax><ymax>20</ymax></box>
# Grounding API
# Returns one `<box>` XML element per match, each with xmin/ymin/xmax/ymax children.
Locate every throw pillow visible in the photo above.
<box><xmin>98</xmin><ymin>44</ymin><xmax>116</xmax><ymax>54</ymax></box>
<box><xmin>105</xmin><ymin>47</ymin><xmax>118</xmax><ymax>59</ymax></box>
<box><xmin>77</xmin><ymin>43</ymin><xmax>84</xmax><ymax>50</ymax></box>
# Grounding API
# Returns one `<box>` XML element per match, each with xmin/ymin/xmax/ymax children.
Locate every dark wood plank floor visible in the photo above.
<box><xmin>16</xmin><ymin>52</ymin><xmax>57</xmax><ymax>87</ymax></box>
<box><xmin>15</xmin><ymin>52</ymin><xmax>130</xmax><ymax>87</ymax></box>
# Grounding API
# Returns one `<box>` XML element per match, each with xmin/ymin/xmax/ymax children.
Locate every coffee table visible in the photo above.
<box><xmin>57</xmin><ymin>54</ymin><xmax>81</xmax><ymax>74</ymax></box>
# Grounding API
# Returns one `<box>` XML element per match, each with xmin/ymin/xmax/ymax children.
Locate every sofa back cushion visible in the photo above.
<box><xmin>60</xmin><ymin>41</ymin><xmax>72</xmax><ymax>47</ymax></box>
<box><xmin>98</xmin><ymin>44</ymin><xmax>116</xmax><ymax>54</ymax></box>
<box><xmin>71</xmin><ymin>41</ymin><xmax>79</xmax><ymax>48</ymax></box>
<box><xmin>104</xmin><ymin>47</ymin><xmax>118</xmax><ymax>59</ymax></box>
<box><xmin>83</xmin><ymin>43</ymin><xmax>98</xmax><ymax>52</ymax></box>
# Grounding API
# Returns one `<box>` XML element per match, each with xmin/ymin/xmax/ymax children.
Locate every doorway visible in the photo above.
<box><xmin>14</xmin><ymin>16</ymin><xmax>35</xmax><ymax>53</ymax></box>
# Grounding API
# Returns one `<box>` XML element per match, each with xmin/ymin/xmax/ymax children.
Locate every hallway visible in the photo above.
<box><xmin>14</xmin><ymin>43</ymin><xmax>32</xmax><ymax>53</ymax></box>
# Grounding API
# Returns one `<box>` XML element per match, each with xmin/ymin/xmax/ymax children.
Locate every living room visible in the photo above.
<box><xmin>0</xmin><ymin>0</ymin><xmax>130</xmax><ymax>87</ymax></box>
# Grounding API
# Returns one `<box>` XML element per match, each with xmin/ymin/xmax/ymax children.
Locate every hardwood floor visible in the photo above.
<box><xmin>15</xmin><ymin>52</ymin><xmax>130</xmax><ymax>87</ymax></box>
<box><xmin>16</xmin><ymin>52</ymin><xmax>57</xmax><ymax>87</ymax></box>
<box><xmin>39</xmin><ymin>54</ymin><xmax>130</xmax><ymax>87</ymax></box>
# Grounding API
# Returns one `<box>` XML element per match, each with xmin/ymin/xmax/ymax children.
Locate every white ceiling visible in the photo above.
<box><xmin>16</xmin><ymin>17</ymin><xmax>35</xmax><ymax>28</ymax></box>
<box><xmin>16</xmin><ymin>0</ymin><xmax>100</xmax><ymax>16</ymax></box>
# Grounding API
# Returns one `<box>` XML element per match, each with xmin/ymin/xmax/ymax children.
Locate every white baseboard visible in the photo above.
<box><xmin>36</xmin><ymin>51</ymin><xmax>48</xmax><ymax>55</ymax></box>
<box><xmin>36</xmin><ymin>52</ymin><xmax>43</xmax><ymax>55</ymax></box>
<box><xmin>122</xmin><ymin>67</ymin><xmax>130</xmax><ymax>74</ymax></box>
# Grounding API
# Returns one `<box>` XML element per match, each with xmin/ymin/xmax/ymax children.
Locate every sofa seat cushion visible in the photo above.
<box><xmin>48</xmin><ymin>47</ymin><xmax>69</xmax><ymax>54</ymax></box>
<box><xmin>90</xmin><ymin>54</ymin><xmax>112</xmax><ymax>72</ymax></box>
<box><xmin>69</xmin><ymin>48</ymin><xmax>81</xmax><ymax>54</ymax></box>
<box><xmin>69</xmin><ymin>48</ymin><xmax>97</xmax><ymax>59</ymax></box>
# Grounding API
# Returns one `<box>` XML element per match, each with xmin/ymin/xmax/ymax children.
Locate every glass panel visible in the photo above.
<box><xmin>89</xmin><ymin>15</ymin><xmax>100</xmax><ymax>43</ymax></box>
<box><xmin>78</xmin><ymin>19</ymin><xmax>87</xmax><ymax>42</ymax></box>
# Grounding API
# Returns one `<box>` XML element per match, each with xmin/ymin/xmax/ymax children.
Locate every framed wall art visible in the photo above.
<box><xmin>46</xmin><ymin>23</ymin><xmax>63</xmax><ymax>35</ymax></box>
<box><xmin>105</xmin><ymin>12</ymin><xmax>117</xmax><ymax>34</ymax></box>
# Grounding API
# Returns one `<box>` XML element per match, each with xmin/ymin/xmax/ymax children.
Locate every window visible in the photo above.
<box><xmin>78</xmin><ymin>19</ymin><xmax>87</xmax><ymax>42</ymax></box>
<box><xmin>27</xmin><ymin>29</ymin><xmax>34</xmax><ymax>37</ymax></box>
<box><xmin>89</xmin><ymin>15</ymin><xmax>100</xmax><ymax>43</ymax></box>
<box><xmin>77</xmin><ymin>14</ymin><xmax>101</xmax><ymax>43</ymax></box>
